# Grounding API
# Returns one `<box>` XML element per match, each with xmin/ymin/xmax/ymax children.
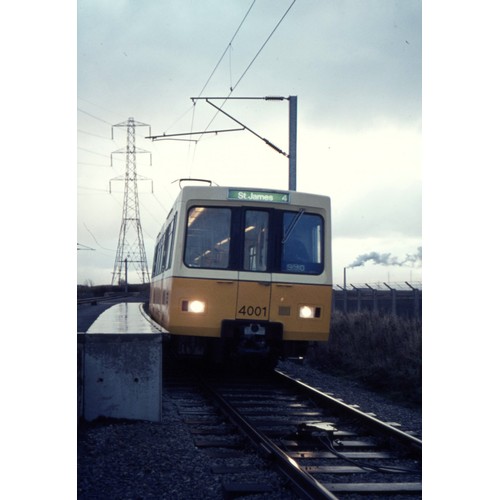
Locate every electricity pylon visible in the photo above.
<box><xmin>110</xmin><ymin>117</ymin><xmax>152</xmax><ymax>286</ymax></box>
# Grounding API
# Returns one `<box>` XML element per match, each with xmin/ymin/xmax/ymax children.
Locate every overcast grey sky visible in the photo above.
<box><xmin>77</xmin><ymin>0</ymin><xmax>422</xmax><ymax>286</ymax></box>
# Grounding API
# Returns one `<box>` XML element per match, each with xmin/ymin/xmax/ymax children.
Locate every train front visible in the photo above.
<box><xmin>162</xmin><ymin>186</ymin><xmax>332</xmax><ymax>364</ymax></box>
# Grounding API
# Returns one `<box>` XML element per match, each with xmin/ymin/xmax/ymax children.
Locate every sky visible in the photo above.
<box><xmin>77</xmin><ymin>0</ymin><xmax>422</xmax><ymax>288</ymax></box>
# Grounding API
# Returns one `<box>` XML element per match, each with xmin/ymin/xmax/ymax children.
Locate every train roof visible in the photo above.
<box><xmin>172</xmin><ymin>185</ymin><xmax>331</xmax><ymax>209</ymax></box>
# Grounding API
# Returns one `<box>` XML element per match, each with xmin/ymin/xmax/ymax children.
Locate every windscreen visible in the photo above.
<box><xmin>184</xmin><ymin>207</ymin><xmax>231</xmax><ymax>269</ymax></box>
<box><xmin>281</xmin><ymin>212</ymin><xmax>324</xmax><ymax>274</ymax></box>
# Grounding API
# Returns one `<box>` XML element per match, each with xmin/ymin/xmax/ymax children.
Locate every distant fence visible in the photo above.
<box><xmin>332</xmin><ymin>282</ymin><xmax>422</xmax><ymax>319</ymax></box>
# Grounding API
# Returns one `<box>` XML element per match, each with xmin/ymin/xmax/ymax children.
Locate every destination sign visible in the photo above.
<box><xmin>227</xmin><ymin>189</ymin><xmax>290</xmax><ymax>204</ymax></box>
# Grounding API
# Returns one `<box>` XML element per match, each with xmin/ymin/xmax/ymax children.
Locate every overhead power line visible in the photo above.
<box><xmin>78</xmin><ymin>107</ymin><xmax>113</xmax><ymax>125</ymax></box>
<box><xmin>78</xmin><ymin>128</ymin><xmax>112</xmax><ymax>140</ymax></box>
<box><xmin>193</xmin><ymin>0</ymin><xmax>257</xmax><ymax>101</ymax></box>
<box><xmin>78</xmin><ymin>146</ymin><xmax>114</xmax><ymax>159</ymax></box>
<box><xmin>232</xmin><ymin>0</ymin><xmax>297</xmax><ymax>91</ymax></box>
<box><xmin>184</xmin><ymin>0</ymin><xmax>257</xmax><ymax>174</ymax></box>
<box><xmin>77</xmin><ymin>243</ymin><xmax>95</xmax><ymax>251</ymax></box>
<box><xmin>197</xmin><ymin>0</ymin><xmax>297</xmax><ymax>139</ymax></box>
<box><xmin>83</xmin><ymin>223</ymin><xmax>115</xmax><ymax>251</ymax></box>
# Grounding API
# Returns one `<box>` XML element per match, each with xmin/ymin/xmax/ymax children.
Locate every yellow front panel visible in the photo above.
<box><xmin>235</xmin><ymin>281</ymin><xmax>271</xmax><ymax>320</ymax></box>
<box><xmin>151</xmin><ymin>277</ymin><xmax>332</xmax><ymax>342</ymax></box>
<box><xmin>270</xmin><ymin>283</ymin><xmax>332</xmax><ymax>341</ymax></box>
<box><xmin>168</xmin><ymin>277</ymin><xmax>237</xmax><ymax>337</ymax></box>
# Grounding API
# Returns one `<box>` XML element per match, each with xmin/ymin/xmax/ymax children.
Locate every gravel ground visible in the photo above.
<box><xmin>277</xmin><ymin>359</ymin><xmax>422</xmax><ymax>439</ymax></box>
<box><xmin>78</xmin><ymin>359</ymin><xmax>421</xmax><ymax>499</ymax></box>
<box><xmin>78</xmin><ymin>373</ymin><xmax>297</xmax><ymax>499</ymax></box>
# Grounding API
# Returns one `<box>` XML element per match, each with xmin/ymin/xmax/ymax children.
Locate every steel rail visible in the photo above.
<box><xmin>274</xmin><ymin>369</ymin><xmax>422</xmax><ymax>456</ymax></box>
<box><xmin>200</xmin><ymin>378</ymin><xmax>340</xmax><ymax>500</ymax></box>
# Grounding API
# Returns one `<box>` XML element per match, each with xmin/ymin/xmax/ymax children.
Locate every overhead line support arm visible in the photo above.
<box><xmin>146</xmin><ymin>128</ymin><xmax>244</xmax><ymax>141</ymax></box>
<box><xmin>204</xmin><ymin>98</ymin><xmax>288</xmax><ymax>158</ymax></box>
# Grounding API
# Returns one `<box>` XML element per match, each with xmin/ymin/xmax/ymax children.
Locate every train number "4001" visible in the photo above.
<box><xmin>238</xmin><ymin>305</ymin><xmax>268</xmax><ymax>317</ymax></box>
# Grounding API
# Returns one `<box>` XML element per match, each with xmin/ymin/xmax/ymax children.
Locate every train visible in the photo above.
<box><xmin>148</xmin><ymin>182</ymin><xmax>332</xmax><ymax>367</ymax></box>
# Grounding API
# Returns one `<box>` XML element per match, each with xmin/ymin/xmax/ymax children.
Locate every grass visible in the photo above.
<box><xmin>306</xmin><ymin>311</ymin><xmax>422</xmax><ymax>407</ymax></box>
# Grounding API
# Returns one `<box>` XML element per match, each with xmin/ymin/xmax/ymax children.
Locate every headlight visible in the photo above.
<box><xmin>299</xmin><ymin>305</ymin><xmax>321</xmax><ymax>319</ymax></box>
<box><xmin>182</xmin><ymin>300</ymin><xmax>206</xmax><ymax>313</ymax></box>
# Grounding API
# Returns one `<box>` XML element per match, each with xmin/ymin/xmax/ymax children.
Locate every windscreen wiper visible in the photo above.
<box><xmin>282</xmin><ymin>209</ymin><xmax>305</xmax><ymax>244</ymax></box>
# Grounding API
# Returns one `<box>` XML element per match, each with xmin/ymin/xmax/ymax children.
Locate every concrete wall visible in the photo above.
<box><xmin>78</xmin><ymin>333</ymin><xmax>162</xmax><ymax>422</ymax></box>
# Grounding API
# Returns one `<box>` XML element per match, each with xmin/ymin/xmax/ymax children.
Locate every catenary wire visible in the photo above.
<box><xmin>232</xmin><ymin>0</ymin><xmax>296</xmax><ymax>90</ymax></box>
<box><xmin>197</xmin><ymin>0</ymin><xmax>297</xmax><ymax>139</ymax></box>
<box><xmin>187</xmin><ymin>0</ymin><xmax>256</xmax><ymax>176</ymax></box>
<box><xmin>193</xmin><ymin>0</ymin><xmax>257</xmax><ymax>101</ymax></box>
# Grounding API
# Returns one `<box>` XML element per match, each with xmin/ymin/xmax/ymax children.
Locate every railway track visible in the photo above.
<box><xmin>168</xmin><ymin>366</ymin><xmax>422</xmax><ymax>499</ymax></box>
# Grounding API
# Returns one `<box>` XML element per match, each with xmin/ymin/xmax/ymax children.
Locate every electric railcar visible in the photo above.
<box><xmin>149</xmin><ymin>184</ymin><xmax>332</xmax><ymax>365</ymax></box>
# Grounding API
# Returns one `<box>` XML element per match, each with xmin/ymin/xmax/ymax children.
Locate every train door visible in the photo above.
<box><xmin>235</xmin><ymin>209</ymin><xmax>272</xmax><ymax>324</ymax></box>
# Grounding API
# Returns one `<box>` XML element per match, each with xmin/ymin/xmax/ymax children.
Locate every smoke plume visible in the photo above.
<box><xmin>349</xmin><ymin>247</ymin><xmax>422</xmax><ymax>268</ymax></box>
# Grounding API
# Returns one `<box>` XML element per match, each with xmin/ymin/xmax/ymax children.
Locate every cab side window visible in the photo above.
<box><xmin>163</xmin><ymin>215</ymin><xmax>176</xmax><ymax>270</ymax></box>
<box><xmin>152</xmin><ymin>215</ymin><xmax>177</xmax><ymax>276</ymax></box>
